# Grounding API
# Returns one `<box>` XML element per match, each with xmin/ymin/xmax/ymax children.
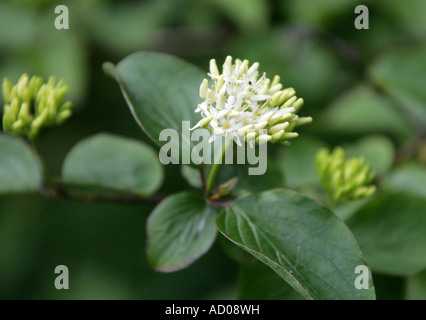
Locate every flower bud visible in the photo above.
<box><xmin>1</xmin><ymin>74</ymin><xmax>72</xmax><ymax>139</ymax></box>
<box><xmin>209</xmin><ymin>59</ymin><xmax>220</xmax><ymax>77</ymax></box>
<box><xmin>270</xmin><ymin>122</ymin><xmax>289</xmax><ymax>134</ymax></box>
<box><xmin>316</xmin><ymin>147</ymin><xmax>376</xmax><ymax>206</ymax></box>
<box><xmin>199</xmin><ymin>79</ymin><xmax>208</xmax><ymax>99</ymax></box>
<box><xmin>2</xmin><ymin>78</ymin><xmax>13</xmax><ymax>104</ymax></box>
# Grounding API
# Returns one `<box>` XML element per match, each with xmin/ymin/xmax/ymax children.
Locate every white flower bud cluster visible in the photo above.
<box><xmin>192</xmin><ymin>56</ymin><xmax>312</xmax><ymax>146</ymax></box>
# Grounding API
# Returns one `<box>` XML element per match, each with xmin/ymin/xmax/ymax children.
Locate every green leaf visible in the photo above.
<box><xmin>344</xmin><ymin>135</ymin><xmax>395</xmax><ymax>176</ymax></box>
<box><xmin>180</xmin><ymin>165</ymin><xmax>202</xmax><ymax>189</ymax></box>
<box><xmin>62</xmin><ymin>133</ymin><xmax>163</xmax><ymax>197</ymax></box>
<box><xmin>146</xmin><ymin>192</ymin><xmax>218</xmax><ymax>272</ymax></box>
<box><xmin>380</xmin><ymin>0</ymin><xmax>426</xmax><ymax>38</ymax></box>
<box><xmin>239</xmin><ymin>262</ymin><xmax>304</xmax><ymax>300</ymax></box>
<box><xmin>406</xmin><ymin>270</ymin><xmax>426</xmax><ymax>300</ymax></box>
<box><xmin>214</xmin><ymin>156</ymin><xmax>284</xmax><ymax>197</ymax></box>
<box><xmin>381</xmin><ymin>163</ymin><xmax>426</xmax><ymax>199</ymax></box>
<box><xmin>218</xmin><ymin>234</ymin><xmax>256</xmax><ymax>265</ymax></box>
<box><xmin>318</xmin><ymin>85</ymin><xmax>412</xmax><ymax>140</ymax></box>
<box><xmin>277</xmin><ymin>136</ymin><xmax>326</xmax><ymax>189</ymax></box>
<box><xmin>347</xmin><ymin>193</ymin><xmax>426</xmax><ymax>276</ymax></box>
<box><xmin>0</xmin><ymin>134</ymin><xmax>41</xmax><ymax>193</ymax></box>
<box><xmin>369</xmin><ymin>46</ymin><xmax>426</xmax><ymax>127</ymax></box>
<box><xmin>0</xmin><ymin>3</ymin><xmax>88</xmax><ymax>105</ymax></box>
<box><xmin>333</xmin><ymin>197</ymin><xmax>372</xmax><ymax>221</ymax></box>
<box><xmin>108</xmin><ymin>52</ymin><xmax>211</xmax><ymax>165</ymax></box>
<box><xmin>216</xmin><ymin>189</ymin><xmax>375</xmax><ymax>300</ymax></box>
<box><xmin>209</xmin><ymin>0</ymin><xmax>269</xmax><ymax>33</ymax></box>
<box><xmin>283</xmin><ymin>0</ymin><xmax>358</xmax><ymax>28</ymax></box>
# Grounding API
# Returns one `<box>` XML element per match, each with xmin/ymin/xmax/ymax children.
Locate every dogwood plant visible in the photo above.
<box><xmin>0</xmin><ymin>52</ymin><xmax>378</xmax><ymax>300</ymax></box>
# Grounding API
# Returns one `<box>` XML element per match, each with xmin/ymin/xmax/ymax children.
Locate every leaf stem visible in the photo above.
<box><xmin>28</xmin><ymin>138</ymin><xmax>167</xmax><ymax>205</ymax></box>
<box><xmin>38</xmin><ymin>185</ymin><xmax>167</xmax><ymax>204</ymax></box>
<box><xmin>205</xmin><ymin>138</ymin><xmax>233</xmax><ymax>197</ymax></box>
<box><xmin>199</xmin><ymin>167</ymin><xmax>206</xmax><ymax>193</ymax></box>
<box><xmin>31</xmin><ymin>137</ymin><xmax>56</xmax><ymax>192</ymax></box>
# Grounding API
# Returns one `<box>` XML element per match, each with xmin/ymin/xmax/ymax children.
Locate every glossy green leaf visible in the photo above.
<box><xmin>239</xmin><ymin>262</ymin><xmax>304</xmax><ymax>300</ymax></box>
<box><xmin>209</xmin><ymin>0</ymin><xmax>269</xmax><ymax>33</ymax></box>
<box><xmin>284</xmin><ymin>0</ymin><xmax>358</xmax><ymax>28</ymax></box>
<box><xmin>369</xmin><ymin>46</ymin><xmax>426</xmax><ymax>127</ymax></box>
<box><xmin>107</xmin><ymin>52</ymin><xmax>211</xmax><ymax>165</ymax></box>
<box><xmin>180</xmin><ymin>165</ymin><xmax>202</xmax><ymax>189</ymax></box>
<box><xmin>218</xmin><ymin>234</ymin><xmax>256</xmax><ymax>265</ymax></box>
<box><xmin>277</xmin><ymin>136</ymin><xmax>326</xmax><ymax>189</ymax></box>
<box><xmin>62</xmin><ymin>133</ymin><xmax>163</xmax><ymax>197</ymax></box>
<box><xmin>333</xmin><ymin>197</ymin><xmax>372</xmax><ymax>221</ymax></box>
<box><xmin>214</xmin><ymin>155</ymin><xmax>284</xmax><ymax>197</ymax></box>
<box><xmin>146</xmin><ymin>192</ymin><xmax>218</xmax><ymax>272</ymax></box>
<box><xmin>406</xmin><ymin>270</ymin><xmax>426</xmax><ymax>300</ymax></box>
<box><xmin>381</xmin><ymin>163</ymin><xmax>426</xmax><ymax>199</ymax></box>
<box><xmin>216</xmin><ymin>189</ymin><xmax>375</xmax><ymax>300</ymax></box>
<box><xmin>380</xmin><ymin>0</ymin><xmax>426</xmax><ymax>37</ymax></box>
<box><xmin>344</xmin><ymin>135</ymin><xmax>395</xmax><ymax>176</ymax></box>
<box><xmin>0</xmin><ymin>134</ymin><xmax>41</xmax><ymax>193</ymax></box>
<box><xmin>319</xmin><ymin>85</ymin><xmax>412</xmax><ymax>140</ymax></box>
<box><xmin>347</xmin><ymin>193</ymin><xmax>426</xmax><ymax>276</ymax></box>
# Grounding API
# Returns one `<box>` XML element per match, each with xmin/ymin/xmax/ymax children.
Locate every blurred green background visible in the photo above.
<box><xmin>1</xmin><ymin>0</ymin><xmax>426</xmax><ymax>299</ymax></box>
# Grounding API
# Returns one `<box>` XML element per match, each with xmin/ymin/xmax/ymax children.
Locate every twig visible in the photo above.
<box><xmin>38</xmin><ymin>185</ymin><xmax>167</xmax><ymax>204</ymax></box>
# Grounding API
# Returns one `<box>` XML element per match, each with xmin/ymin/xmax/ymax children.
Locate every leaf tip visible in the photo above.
<box><xmin>102</xmin><ymin>62</ymin><xmax>117</xmax><ymax>79</ymax></box>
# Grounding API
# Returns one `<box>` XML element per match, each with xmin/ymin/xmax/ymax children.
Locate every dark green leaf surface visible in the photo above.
<box><xmin>277</xmin><ymin>136</ymin><xmax>325</xmax><ymax>189</ymax></box>
<box><xmin>147</xmin><ymin>192</ymin><xmax>218</xmax><ymax>272</ymax></box>
<box><xmin>344</xmin><ymin>135</ymin><xmax>395</xmax><ymax>176</ymax></box>
<box><xmin>348</xmin><ymin>193</ymin><xmax>426</xmax><ymax>276</ymax></box>
<box><xmin>381</xmin><ymin>163</ymin><xmax>426</xmax><ymax>199</ymax></box>
<box><xmin>216</xmin><ymin>189</ymin><xmax>375</xmax><ymax>300</ymax></box>
<box><xmin>406</xmin><ymin>270</ymin><xmax>426</xmax><ymax>300</ymax></box>
<box><xmin>111</xmin><ymin>52</ymin><xmax>211</xmax><ymax>165</ymax></box>
<box><xmin>319</xmin><ymin>85</ymin><xmax>412</xmax><ymax>140</ymax></box>
<box><xmin>0</xmin><ymin>134</ymin><xmax>41</xmax><ymax>193</ymax></box>
<box><xmin>239</xmin><ymin>262</ymin><xmax>304</xmax><ymax>300</ymax></box>
<box><xmin>62</xmin><ymin>133</ymin><xmax>163</xmax><ymax>196</ymax></box>
<box><xmin>218</xmin><ymin>234</ymin><xmax>256</xmax><ymax>265</ymax></box>
<box><xmin>214</xmin><ymin>156</ymin><xmax>284</xmax><ymax>196</ymax></box>
<box><xmin>369</xmin><ymin>46</ymin><xmax>426</xmax><ymax>127</ymax></box>
<box><xmin>180</xmin><ymin>165</ymin><xmax>202</xmax><ymax>189</ymax></box>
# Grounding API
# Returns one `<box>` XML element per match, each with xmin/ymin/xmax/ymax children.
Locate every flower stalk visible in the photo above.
<box><xmin>205</xmin><ymin>138</ymin><xmax>233</xmax><ymax>197</ymax></box>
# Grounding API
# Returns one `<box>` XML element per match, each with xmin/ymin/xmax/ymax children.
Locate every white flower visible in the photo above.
<box><xmin>192</xmin><ymin>56</ymin><xmax>312</xmax><ymax>146</ymax></box>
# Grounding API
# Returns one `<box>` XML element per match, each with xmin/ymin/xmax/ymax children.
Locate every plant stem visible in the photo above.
<box><xmin>31</xmin><ymin>137</ymin><xmax>56</xmax><ymax>192</ymax></box>
<box><xmin>199</xmin><ymin>167</ymin><xmax>206</xmax><ymax>193</ymax></box>
<box><xmin>205</xmin><ymin>138</ymin><xmax>233</xmax><ymax>197</ymax></box>
<box><xmin>38</xmin><ymin>186</ymin><xmax>167</xmax><ymax>204</ymax></box>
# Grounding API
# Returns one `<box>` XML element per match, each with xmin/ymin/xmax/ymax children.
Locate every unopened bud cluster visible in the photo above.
<box><xmin>193</xmin><ymin>56</ymin><xmax>312</xmax><ymax>146</ymax></box>
<box><xmin>2</xmin><ymin>74</ymin><xmax>72</xmax><ymax>139</ymax></box>
<box><xmin>316</xmin><ymin>147</ymin><xmax>376</xmax><ymax>206</ymax></box>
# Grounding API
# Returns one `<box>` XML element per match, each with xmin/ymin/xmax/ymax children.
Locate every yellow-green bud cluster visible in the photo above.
<box><xmin>316</xmin><ymin>147</ymin><xmax>376</xmax><ymax>206</ymax></box>
<box><xmin>2</xmin><ymin>74</ymin><xmax>72</xmax><ymax>139</ymax></box>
